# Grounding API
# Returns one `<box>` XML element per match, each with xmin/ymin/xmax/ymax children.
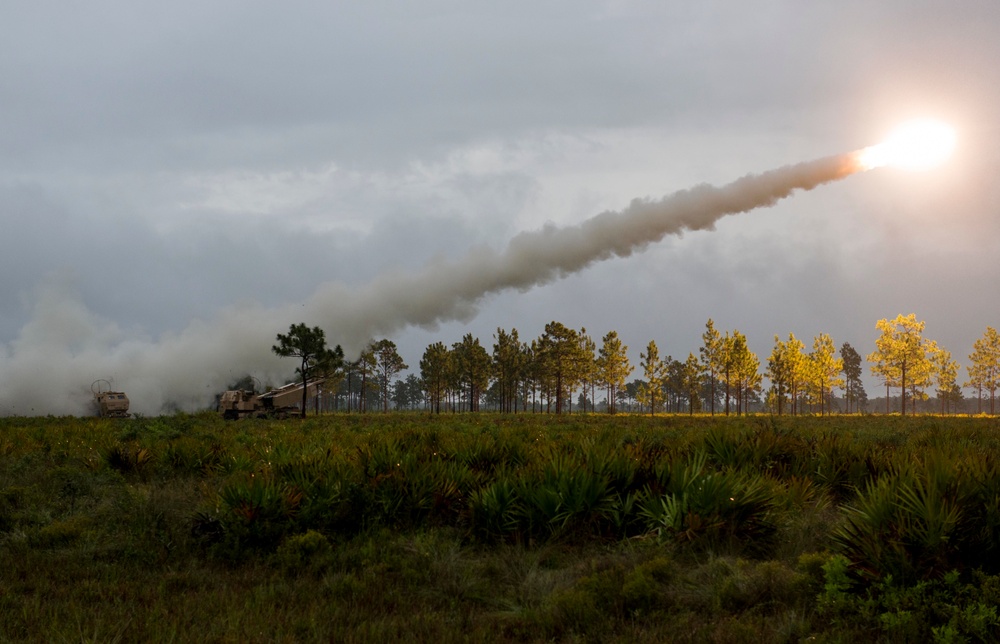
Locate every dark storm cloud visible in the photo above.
<box><xmin>0</xmin><ymin>3</ymin><xmax>866</xmax><ymax>171</ymax></box>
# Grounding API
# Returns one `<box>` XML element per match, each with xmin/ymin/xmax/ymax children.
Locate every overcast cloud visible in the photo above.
<box><xmin>1</xmin><ymin>1</ymin><xmax>999</xmax><ymax>414</ymax></box>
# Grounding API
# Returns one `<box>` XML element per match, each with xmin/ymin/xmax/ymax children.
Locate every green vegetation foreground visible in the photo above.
<box><xmin>3</xmin><ymin>413</ymin><xmax>1000</xmax><ymax>642</ymax></box>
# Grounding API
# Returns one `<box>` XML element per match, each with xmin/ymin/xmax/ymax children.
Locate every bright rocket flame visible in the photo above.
<box><xmin>856</xmin><ymin>119</ymin><xmax>956</xmax><ymax>171</ymax></box>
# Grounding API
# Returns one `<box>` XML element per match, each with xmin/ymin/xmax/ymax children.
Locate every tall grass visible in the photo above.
<box><xmin>2</xmin><ymin>412</ymin><xmax>1000</xmax><ymax>641</ymax></box>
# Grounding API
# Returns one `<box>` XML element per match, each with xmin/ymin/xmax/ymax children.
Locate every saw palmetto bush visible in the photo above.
<box><xmin>453</xmin><ymin>430</ymin><xmax>530</xmax><ymax>474</ymax></box>
<box><xmin>804</xmin><ymin>431</ymin><xmax>869</xmax><ymax>499</ymax></box>
<box><xmin>163</xmin><ymin>436</ymin><xmax>226</xmax><ymax>475</ymax></box>
<box><xmin>701</xmin><ymin>421</ymin><xmax>803</xmax><ymax>476</ymax></box>
<box><xmin>639</xmin><ymin>450</ymin><xmax>777</xmax><ymax>553</ymax></box>
<box><xmin>102</xmin><ymin>440</ymin><xmax>154</xmax><ymax>476</ymax></box>
<box><xmin>276</xmin><ymin>455</ymin><xmax>364</xmax><ymax>535</ymax></box>
<box><xmin>579</xmin><ymin>444</ymin><xmax>640</xmax><ymax>496</ymax></box>
<box><xmin>467</xmin><ymin>478</ymin><xmax>522</xmax><ymax>542</ymax></box>
<box><xmin>832</xmin><ymin>453</ymin><xmax>1000</xmax><ymax>583</ymax></box>
<box><xmin>367</xmin><ymin>454</ymin><xmax>471</xmax><ymax>528</ymax></box>
<box><xmin>217</xmin><ymin>471</ymin><xmax>304</xmax><ymax>551</ymax></box>
<box><xmin>516</xmin><ymin>452</ymin><xmax>618</xmax><ymax>541</ymax></box>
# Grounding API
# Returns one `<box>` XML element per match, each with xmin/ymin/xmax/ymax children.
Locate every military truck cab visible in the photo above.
<box><xmin>91</xmin><ymin>380</ymin><xmax>131</xmax><ymax>418</ymax></box>
<box><xmin>218</xmin><ymin>389</ymin><xmax>261</xmax><ymax>420</ymax></box>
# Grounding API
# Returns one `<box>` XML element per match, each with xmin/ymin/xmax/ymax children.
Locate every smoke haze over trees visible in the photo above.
<box><xmin>0</xmin><ymin>153</ymin><xmax>863</xmax><ymax>416</ymax></box>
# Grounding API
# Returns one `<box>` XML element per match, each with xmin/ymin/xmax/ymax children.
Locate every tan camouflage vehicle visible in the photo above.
<box><xmin>218</xmin><ymin>389</ymin><xmax>264</xmax><ymax>420</ymax></box>
<box><xmin>92</xmin><ymin>380</ymin><xmax>131</xmax><ymax>418</ymax></box>
<box><xmin>218</xmin><ymin>379</ymin><xmax>324</xmax><ymax>419</ymax></box>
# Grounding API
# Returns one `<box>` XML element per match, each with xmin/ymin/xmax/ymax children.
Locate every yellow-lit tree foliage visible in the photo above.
<box><xmin>967</xmin><ymin>327</ymin><xmax>1000</xmax><ymax>415</ymax></box>
<box><xmin>808</xmin><ymin>333</ymin><xmax>844</xmax><ymax>416</ymax></box>
<box><xmin>867</xmin><ymin>314</ymin><xmax>934</xmax><ymax>416</ymax></box>
<box><xmin>597</xmin><ymin>330</ymin><xmax>632</xmax><ymax>415</ymax></box>
<box><xmin>931</xmin><ymin>346</ymin><xmax>962</xmax><ymax>414</ymax></box>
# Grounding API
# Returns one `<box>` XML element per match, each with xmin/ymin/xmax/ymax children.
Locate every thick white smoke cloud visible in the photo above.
<box><xmin>0</xmin><ymin>153</ymin><xmax>859</xmax><ymax>416</ymax></box>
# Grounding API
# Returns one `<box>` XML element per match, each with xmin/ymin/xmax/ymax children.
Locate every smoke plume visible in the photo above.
<box><xmin>0</xmin><ymin>152</ymin><xmax>861</xmax><ymax>415</ymax></box>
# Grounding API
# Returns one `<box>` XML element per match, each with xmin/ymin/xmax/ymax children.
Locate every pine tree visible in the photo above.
<box><xmin>536</xmin><ymin>322</ymin><xmax>586</xmax><ymax>414</ymax></box>
<box><xmin>765</xmin><ymin>334</ymin><xmax>807</xmax><ymax>415</ymax></box>
<box><xmin>840</xmin><ymin>342</ymin><xmax>864</xmax><ymax>413</ymax></box>
<box><xmin>639</xmin><ymin>340</ymin><xmax>667</xmax><ymax>416</ymax></box>
<box><xmin>452</xmin><ymin>334</ymin><xmax>491</xmax><ymax>412</ymax></box>
<box><xmin>728</xmin><ymin>332</ymin><xmax>760</xmax><ymax>415</ymax></box>
<box><xmin>930</xmin><ymin>346</ymin><xmax>961</xmax><ymax>414</ymax></box>
<box><xmin>700</xmin><ymin>319</ymin><xmax>723</xmax><ymax>415</ymax></box>
<box><xmin>681</xmin><ymin>352</ymin><xmax>703</xmax><ymax>414</ymax></box>
<box><xmin>492</xmin><ymin>328</ymin><xmax>527</xmax><ymax>413</ymax></box>
<box><xmin>596</xmin><ymin>330</ymin><xmax>632</xmax><ymax>414</ymax></box>
<box><xmin>372</xmin><ymin>339</ymin><xmax>408</xmax><ymax>413</ymax></box>
<box><xmin>766</xmin><ymin>335</ymin><xmax>792</xmax><ymax>415</ymax></box>
<box><xmin>578</xmin><ymin>329</ymin><xmax>598</xmax><ymax>413</ymax></box>
<box><xmin>867</xmin><ymin>314</ymin><xmax>934</xmax><ymax>416</ymax></box>
<box><xmin>356</xmin><ymin>345</ymin><xmax>378</xmax><ymax>413</ymax></box>
<box><xmin>967</xmin><ymin>327</ymin><xmax>1000</xmax><ymax>415</ymax></box>
<box><xmin>272</xmin><ymin>323</ymin><xmax>344</xmax><ymax>418</ymax></box>
<box><xmin>809</xmin><ymin>333</ymin><xmax>843</xmax><ymax>416</ymax></box>
<box><xmin>419</xmin><ymin>342</ymin><xmax>451</xmax><ymax>414</ymax></box>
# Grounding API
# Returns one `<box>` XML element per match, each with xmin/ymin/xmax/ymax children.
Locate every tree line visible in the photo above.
<box><xmin>265</xmin><ymin>315</ymin><xmax>1000</xmax><ymax>416</ymax></box>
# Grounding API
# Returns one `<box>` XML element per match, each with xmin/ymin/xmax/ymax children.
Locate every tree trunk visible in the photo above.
<box><xmin>724</xmin><ymin>366</ymin><xmax>730</xmax><ymax>416</ymax></box>
<box><xmin>900</xmin><ymin>362</ymin><xmax>907</xmax><ymax>417</ymax></box>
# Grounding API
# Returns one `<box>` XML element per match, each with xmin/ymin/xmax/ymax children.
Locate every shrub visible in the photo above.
<box><xmin>0</xmin><ymin>486</ymin><xmax>28</xmax><ymax>531</ymax></box>
<box><xmin>516</xmin><ymin>454</ymin><xmax>616</xmax><ymax>541</ymax></box>
<box><xmin>103</xmin><ymin>442</ymin><xmax>154</xmax><ymax>476</ymax></box>
<box><xmin>621</xmin><ymin>556</ymin><xmax>674</xmax><ymax>615</ymax></box>
<box><xmin>832</xmin><ymin>455</ymin><xmax>990</xmax><ymax>582</ymax></box>
<box><xmin>468</xmin><ymin>479</ymin><xmax>522</xmax><ymax>543</ymax></box>
<box><xmin>163</xmin><ymin>438</ymin><xmax>225</xmax><ymax>475</ymax></box>
<box><xmin>217</xmin><ymin>472</ymin><xmax>303</xmax><ymax>552</ymax></box>
<box><xmin>29</xmin><ymin>515</ymin><xmax>91</xmax><ymax>548</ymax></box>
<box><xmin>274</xmin><ymin>530</ymin><xmax>333</xmax><ymax>573</ymax></box>
<box><xmin>639</xmin><ymin>452</ymin><xmax>777</xmax><ymax>554</ymax></box>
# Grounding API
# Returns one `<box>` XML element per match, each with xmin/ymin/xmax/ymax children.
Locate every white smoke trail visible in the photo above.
<box><xmin>0</xmin><ymin>152</ymin><xmax>862</xmax><ymax>416</ymax></box>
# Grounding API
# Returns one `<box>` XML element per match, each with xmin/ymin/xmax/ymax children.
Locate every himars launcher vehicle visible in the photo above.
<box><xmin>91</xmin><ymin>380</ymin><xmax>130</xmax><ymax>418</ymax></box>
<box><xmin>217</xmin><ymin>379</ymin><xmax>325</xmax><ymax>419</ymax></box>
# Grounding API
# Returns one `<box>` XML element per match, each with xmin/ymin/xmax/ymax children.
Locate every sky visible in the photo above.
<box><xmin>2</xmin><ymin>1</ymin><xmax>999</xmax><ymax>415</ymax></box>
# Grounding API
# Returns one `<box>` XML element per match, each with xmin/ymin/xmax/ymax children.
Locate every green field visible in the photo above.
<box><xmin>2</xmin><ymin>413</ymin><xmax>1000</xmax><ymax>642</ymax></box>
